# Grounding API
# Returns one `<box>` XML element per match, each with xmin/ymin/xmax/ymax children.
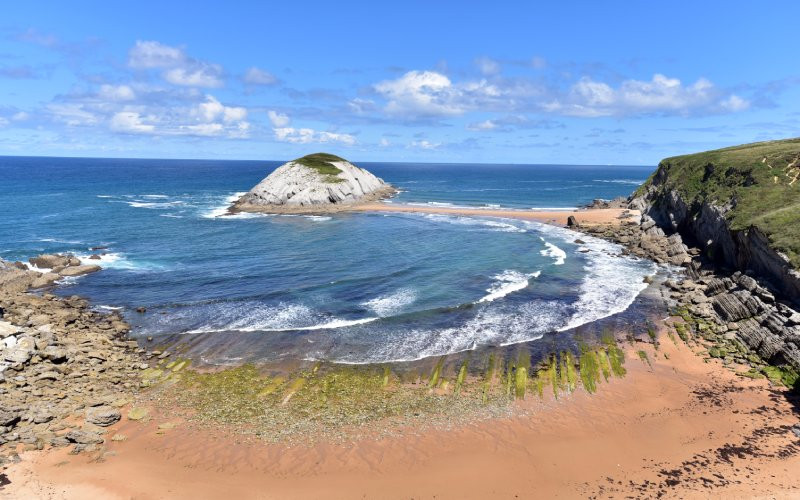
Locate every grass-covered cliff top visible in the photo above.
<box><xmin>638</xmin><ymin>138</ymin><xmax>800</xmax><ymax>266</ymax></box>
<box><xmin>293</xmin><ymin>152</ymin><xmax>347</xmax><ymax>182</ymax></box>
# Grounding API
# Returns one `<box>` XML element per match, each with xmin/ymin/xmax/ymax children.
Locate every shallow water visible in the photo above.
<box><xmin>0</xmin><ymin>156</ymin><xmax>657</xmax><ymax>364</ymax></box>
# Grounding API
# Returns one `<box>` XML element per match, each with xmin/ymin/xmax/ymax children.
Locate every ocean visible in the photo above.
<box><xmin>0</xmin><ymin>156</ymin><xmax>660</xmax><ymax>365</ymax></box>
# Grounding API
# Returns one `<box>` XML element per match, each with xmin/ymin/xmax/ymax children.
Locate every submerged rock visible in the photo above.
<box><xmin>231</xmin><ymin>153</ymin><xmax>394</xmax><ymax>213</ymax></box>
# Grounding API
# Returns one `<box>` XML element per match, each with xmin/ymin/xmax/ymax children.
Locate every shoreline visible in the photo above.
<box><xmin>2</xmin><ymin>203</ymin><xmax>800</xmax><ymax>498</ymax></box>
<box><xmin>6</xmin><ymin>325</ymin><xmax>800</xmax><ymax>499</ymax></box>
<box><xmin>351</xmin><ymin>202</ymin><xmax>638</xmax><ymax>226</ymax></box>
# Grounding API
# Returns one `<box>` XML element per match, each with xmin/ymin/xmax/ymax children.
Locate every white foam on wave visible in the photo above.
<box><xmin>540</xmin><ymin>240</ymin><xmax>567</xmax><ymax>265</ymax></box>
<box><xmin>304</xmin><ymin>215</ymin><xmax>332</xmax><ymax>222</ymax></box>
<box><xmin>592</xmin><ymin>179</ymin><xmax>643</xmax><ymax>185</ymax></box>
<box><xmin>76</xmin><ymin>252</ymin><xmax>161</xmax><ymax>272</ymax></box>
<box><xmin>203</xmin><ymin>192</ymin><xmax>248</xmax><ymax>218</ymax></box>
<box><xmin>525</xmin><ymin>220</ymin><xmax>656</xmax><ymax>332</ymax></box>
<box><xmin>362</xmin><ymin>288</ymin><xmax>417</xmax><ymax>316</ymax></box>
<box><xmin>422</xmin><ymin>214</ymin><xmax>526</xmax><ymax>233</ymax></box>
<box><xmin>328</xmin><ymin>299</ymin><xmax>566</xmax><ymax>365</ymax></box>
<box><xmin>478</xmin><ymin>270</ymin><xmax>541</xmax><ymax>303</ymax></box>
<box><xmin>184</xmin><ymin>302</ymin><xmax>377</xmax><ymax>334</ymax></box>
<box><xmin>140</xmin><ymin>194</ymin><xmax>169</xmax><ymax>199</ymax></box>
<box><xmin>126</xmin><ymin>200</ymin><xmax>184</xmax><ymax>209</ymax></box>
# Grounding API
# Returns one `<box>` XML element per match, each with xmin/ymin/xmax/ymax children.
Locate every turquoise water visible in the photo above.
<box><xmin>0</xmin><ymin>156</ymin><xmax>657</xmax><ymax>364</ymax></box>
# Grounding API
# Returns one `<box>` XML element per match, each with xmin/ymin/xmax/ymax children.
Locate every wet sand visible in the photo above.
<box><xmin>6</xmin><ymin>324</ymin><xmax>800</xmax><ymax>499</ymax></box>
<box><xmin>353</xmin><ymin>202</ymin><xmax>638</xmax><ymax>226</ymax></box>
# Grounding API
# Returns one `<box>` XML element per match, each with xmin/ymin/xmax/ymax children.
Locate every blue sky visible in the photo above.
<box><xmin>1</xmin><ymin>1</ymin><xmax>799</xmax><ymax>164</ymax></box>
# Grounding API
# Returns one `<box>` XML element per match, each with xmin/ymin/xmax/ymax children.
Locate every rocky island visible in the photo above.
<box><xmin>229</xmin><ymin>153</ymin><xmax>395</xmax><ymax>214</ymax></box>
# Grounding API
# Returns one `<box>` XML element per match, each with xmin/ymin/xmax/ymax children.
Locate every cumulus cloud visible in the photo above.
<box><xmin>273</xmin><ymin>127</ymin><xmax>356</xmax><ymax>145</ymax></box>
<box><xmin>128</xmin><ymin>40</ymin><xmax>223</xmax><ymax>88</ymax></box>
<box><xmin>373</xmin><ymin>70</ymin><xmax>749</xmax><ymax>119</ymax></box>
<box><xmin>128</xmin><ymin>40</ymin><xmax>185</xmax><ymax>69</ymax></box>
<box><xmin>408</xmin><ymin>139</ymin><xmax>441</xmax><ymax>150</ymax></box>
<box><xmin>467</xmin><ymin>119</ymin><xmax>498</xmax><ymax>131</ymax></box>
<box><xmin>374</xmin><ymin>70</ymin><xmax>502</xmax><ymax>117</ymax></box>
<box><xmin>267</xmin><ymin>110</ymin><xmax>290</xmax><ymax>127</ymax></box>
<box><xmin>243</xmin><ymin>67</ymin><xmax>277</xmax><ymax>85</ymax></box>
<box><xmin>543</xmin><ymin>74</ymin><xmax>749</xmax><ymax>117</ymax></box>
<box><xmin>99</xmin><ymin>84</ymin><xmax>135</xmax><ymax>101</ymax></box>
<box><xmin>49</xmin><ymin>85</ymin><xmax>249</xmax><ymax>138</ymax></box>
<box><xmin>110</xmin><ymin>111</ymin><xmax>155</xmax><ymax>134</ymax></box>
<box><xmin>164</xmin><ymin>65</ymin><xmax>223</xmax><ymax>88</ymax></box>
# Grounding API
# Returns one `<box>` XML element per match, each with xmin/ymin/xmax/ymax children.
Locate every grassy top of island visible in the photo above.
<box><xmin>637</xmin><ymin>137</ymin><xmax>800</xmax><ymax>266</ymax></box>
<box><xmin>294</xmin><ymin>152</ymin><xmax>348</xmax><ymax>182</ymax></box>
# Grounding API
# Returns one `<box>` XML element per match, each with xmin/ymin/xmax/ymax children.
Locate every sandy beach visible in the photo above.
<box><xmin>353</xmin><ymin>202</ymin><xmax>637</xmax><ymax>226</ymax></box>
<box><xmin>5</xmin><ymin>323</ymin><xmax>799</xmax><ymax>499</ymax></box>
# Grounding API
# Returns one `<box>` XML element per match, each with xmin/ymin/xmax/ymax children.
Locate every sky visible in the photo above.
<box><xmin>1</xmin><ymin>1</ymin><xmax>799</xmax><ymax>165</ymax></box>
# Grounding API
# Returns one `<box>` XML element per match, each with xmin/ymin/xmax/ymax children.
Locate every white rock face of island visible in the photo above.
<box><xmin>230</xmin><ymin>153</ymin><xmax>395</xmax><ymax>214</ymax></box>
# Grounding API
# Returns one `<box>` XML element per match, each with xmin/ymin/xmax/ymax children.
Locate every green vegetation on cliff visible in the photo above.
<box><xmin>637</xmin><ymin>138</ymin><xmax>800</xmax><ymax>266</ymax></box>
<box><xmin>294</xmin><ymin>152</ymin><xmax>347</xmax><ymax>182</ymax></box>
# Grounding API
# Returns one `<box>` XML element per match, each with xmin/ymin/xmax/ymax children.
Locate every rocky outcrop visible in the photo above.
<box><xmin>0</xmin><ymin>258</ymin><xmax>146</xmax><ymax>459</ymax></box>
<box><xmin>231</xmin><ymin>153</ymin><xmax>395</xmax><ymax>214</ymax></box>
<box><xmin>631</xmin><ymin>168</ymin><xmax>800</xmax><ymax>305</ymax></box>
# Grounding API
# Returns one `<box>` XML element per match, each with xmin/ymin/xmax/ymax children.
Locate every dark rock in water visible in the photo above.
<box><xmin>90</xmin><ymin>246</ymin><xmax>109</xmax><ymax>251</ymax></box>
<box><xmin>29</xmin><ymin>254</ymin><xmax>71</xmax><ymax>269</ymax></box>
<box><xmin>567</xmin><ymin>215</ymin><xmax>578</xmax><ymax>227</ymax></box>
<box><xmin>59</xmin><ymin>265</ymin><xmax>101</xmax><ymax>277</ymax></box>
<box><xmin>12</xmin><ymin>261</ymin><xmax>27</xmax><ymax>270</ymax></box>
<box><xmin>88</xmin><ymin>254</ymin><xmax>102</xmax><ymax>260</ymax></box>
<box><xmin>135</xmin><ymin>306</ymin><xmax>147</xmax><ymax>313</ymax></box>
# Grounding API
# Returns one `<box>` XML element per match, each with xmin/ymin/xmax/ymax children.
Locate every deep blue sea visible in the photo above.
<box><xmin>0</xmin><ymin>156</ymin><xmax>658</xmax><ymax>364</ymax></box>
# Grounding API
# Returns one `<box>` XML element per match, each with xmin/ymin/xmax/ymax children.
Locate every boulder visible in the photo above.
<box><xmin>65</xmin><ymin>429</ymin><xmax>104</xmax><ymax>444</ymax></box>
<box><xmin>28</xmin><ymin>254</ymin><xmax>71</xmax><ymax>269</ymax></box>
<box><xmin>85</xmin><ymin>406</ymin><xmax>121</xmax><ymax>427</ymax></box>
<box><xmin>59</xmin><ymin>265</ymin><xmax>101</xmax><ymax>277</ymax></box>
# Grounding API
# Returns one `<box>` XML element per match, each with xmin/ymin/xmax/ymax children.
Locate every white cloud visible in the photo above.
<box><xmin>267</xmin><ymin>110</ymin><xmax>290</xmax><ymax>127</ymax></box>
<box><xmin>11</xmin><ymin>111</ymin><xmax>29</xmax><ymax>121</ymax></box>
<box><xmin>99</xmin><ymin>84</ymin><xmax>135</xmax><ymax>101</ymax></box>
<box><xmin>0</xmin><ymin>117</ymin><xmax>8</xmax><ymax>127</ymax></box>
<box><xmin>720</xmin><ymin>94</ymin><xmax>750</xmax><ymax>112</ymax></box>
<box><xmin>531</xmin><ymin>56</ymin><xmax>547</xmax><ymax>69</ymax></box>
<box><xmin>409</xmin><ymin>139</ymin><xmax>441</xmax><ymax>150</ymax></box>
<box><xmin>164</xmin><ymin>65</ymin><xmax>223</xmax><ymax>88</ymax></box>
<box><xmin>243</xmin><ymin>67</ymin><xmax>277</xmax><ymax>85</ymax></box>
<box><xmin>467</xmin><ymin>119</ymin><xmax>498</xmax><ymax>131</ymax></box>
<box><xmin>48</xmin><ymin>103</ymin><xmax>101</xmax><ymax>126</ymax></box>
<box><xmin>379</xmin><ymin>138</ymin><xmax>390</xmax><ymax>147</ymax></box>
<box><xmin>373</xmin><ymin>70</ymin><xmax>747</xmax><ymax>119</ymax></box>
<box><xmin>375</xmin><ymin>70</ymin><xmax>464</xmax><ymax>116</ymax></box>
<box><xmin>193</xmin><ymin>95</ymin><xmax>247</xmax><ymax>123</ymax></box>
<box><xmin>110</xmin><ymin>111</ymin><xmax>155</xmax><ymax>134</ymax></box>
<box><xmin>273</xmin><ymin>127</ymin><xmax>356</xmax><ymax>145</ymax></box>
<box><xmin>544</xmin><ymin>74</ymin><xmax>749</xmax><ymax>117</ymax></box>
<box><xmin>475</xmin><ymin>56</ymin><xmax>500</xmax><ymax>76</ymax></box>
<box><xmin>128</xmin><ymin>40</ymin><xmax>224</xmax><ymax>88</ymax></box>
<box><xmin>128</xmin><ymin>40</ymin><xmax>185</xmax><ymax>69</ymax></box>
<box><xmin>374</xmin><ymin>70</ymin><xmax>503</xmax><ymax>118</ymax></box>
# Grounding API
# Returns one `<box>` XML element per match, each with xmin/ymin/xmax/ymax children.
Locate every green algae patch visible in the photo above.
<box><xmin>761</xmin><ymin>365</ymin><xmax>799</xmax><ymax>389</ymax></box>
<box><xmin>454</xmin><ymin>360</ymin><xmax>468</xmax><ymax>395</ymax></box>
<box><xmin>482</xmin><ymin>354</ymin><xmax>496</xmax><ymax>403</ymax></box>
<box><xmin>127</xmin><ymin>407</ymin><xmax>149</xmax><ymax>421</ymax></box>
<box><xmin>602</xmin><ymin>333</ymin><xmax>627</xmax><ymax>377</ymax></box>
<box><xmin>637</xmin><ymin>350</ymin><xmax>652</xmax><ymax>368</ymax></box>
<box><xmin>428</xmin><ymin>356</ymin><xmax>445</xmax><ymax>390</ymax></box>
<box><xmin>578</xmin><ymin>346</ymin><xmax>601</xmax><ymax>394</ymax></box>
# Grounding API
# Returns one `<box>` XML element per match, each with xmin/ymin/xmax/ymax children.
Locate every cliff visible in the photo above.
<box><xmin>627</xmin><ymin>138</ymin><xmax>800</xmax><ymax>375</ymax></box>
<box><xmin>630</xmin><ymin>138</ymin><xmax>800</xmax><ymax>303</ymax></box>
<box><xmin>231</xmin><ymin>153</ymin><xmax>395</xmax><ymax>214</ymax></box>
